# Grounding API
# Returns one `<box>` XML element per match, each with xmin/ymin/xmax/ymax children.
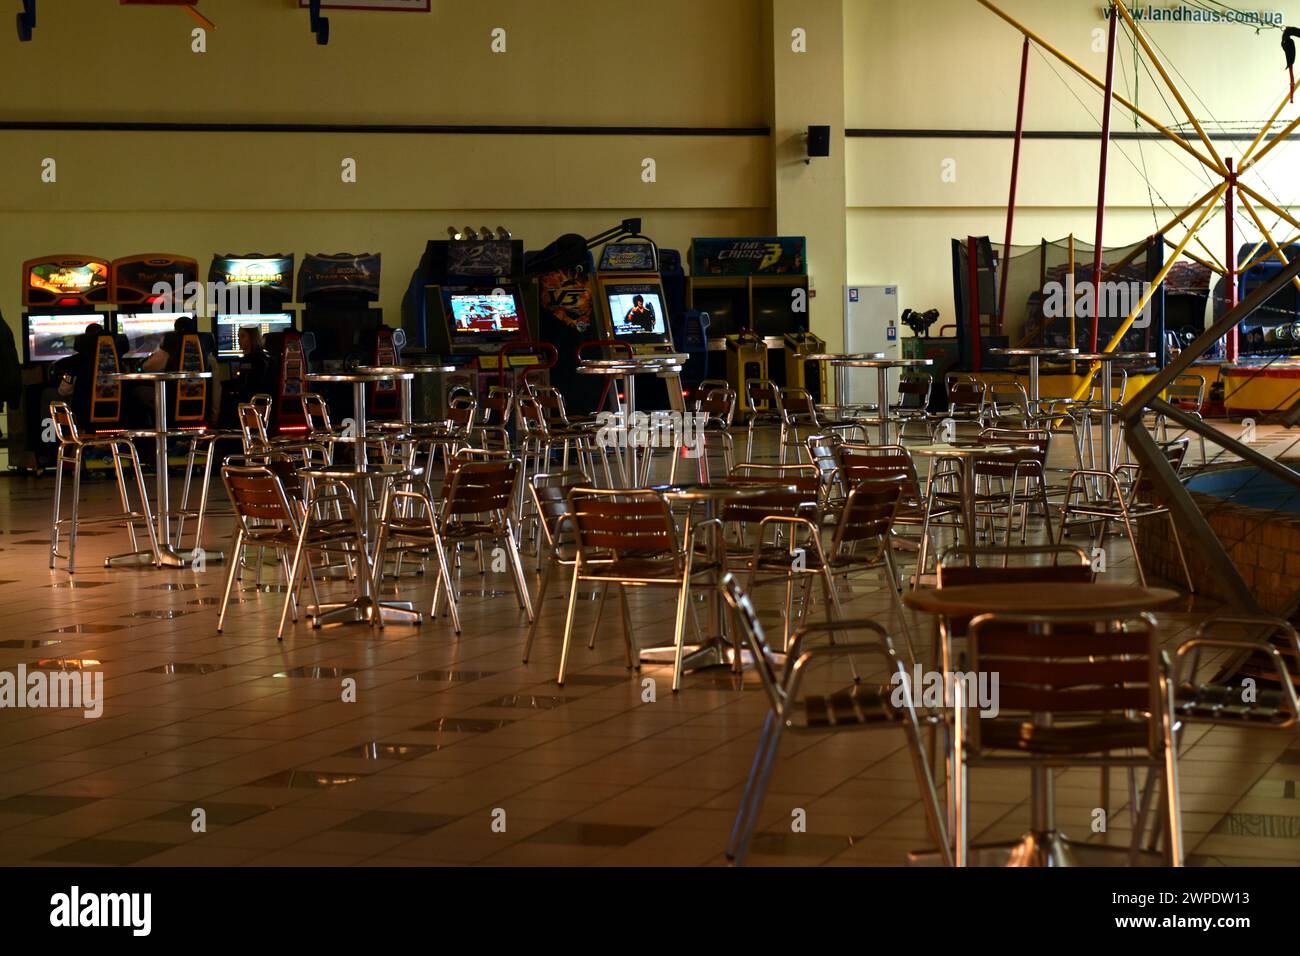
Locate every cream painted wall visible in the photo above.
<box><xmin>772</xmin><ymin>0</ymin><xmax>848</xmax><ymax>349</ymax></box>
<box><xmin>845</xmin><ymin>0</ymin><xmax>1300</xmax><ymax>320</ymax></box>
<box><xmin>0</xmin><ymin>0</ymin><xmax>772</xmax><ymax>334</ymax></box>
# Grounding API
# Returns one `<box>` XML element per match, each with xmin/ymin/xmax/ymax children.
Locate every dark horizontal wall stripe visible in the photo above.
<box><xmin>847</xmin><ymin>127</ymin><xmax>1296</xmax><ymax>143</ymax></box>
<box><xmin>0</xmin><ymin>122</ymin><xmax>771</xmax><ymax>137</ymax></box>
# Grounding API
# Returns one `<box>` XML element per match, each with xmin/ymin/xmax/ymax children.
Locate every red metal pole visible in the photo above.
<box><xmin>1226</xmin><ymin>156</ymin><xmax>1239</xmax><ymax>362</ymax></box>
<box><xmin>1090</xmin><ymin>3</ymin><xmax>1119</xmax><ymax>352</ymax></box>
<box><xmin>968</xmin><ymin>236</ymin><xmax>983</xmax><ymax>372</ymax></box>
<box><xmin>996</xmin><ymin>36</ymin><xmax>1031</xmax><ymax>334</ymax></box>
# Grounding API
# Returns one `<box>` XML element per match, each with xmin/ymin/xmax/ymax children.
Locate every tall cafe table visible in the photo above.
<box><xmin>907</xmin><ymin>442</ymin><xmax>1014</xmax><ymax>549</ymax></box>
<box><xmin>829</xmin><ymin>357</ymin><xmax>933</xmax><ymax>445</ymax></box>
<box><xmin>576</xmin><ymin>354</ymin><xmax>686</xmax><ymax>486</ymax></box>
<box><xmin>305</xmin><ymin>369</ymin><xmax>414</xmax><ymax>469</ymax></box>
<box><xmin>110</xmin><ymin>370</ymin><xmax>213</xmax><ymax>568</ymax></box>
<box><xmin>297</xmin><ymin>461</ymin><xmax>425</xmax><ymax>627</ymax></box>
<box><xmin>1069</xmin><ymin>351</ymin><xmax>1156</xmax><ymax>476</ymax></box>
<box><xmin>355</xmin><ymin>363</ymin><xmax>457</xmax><ymax>467</ymax></box>
<box><xmin>637</xmin><ymin>480</ymin><xmax>797</xmax><ymax>687</ymax></box>
<box><xmin>904</xmin><ymin>581</ymin><xmax>1181</xmax><ymax>867</ymax></box>
<box><xmin>354</xmin><ymin>363</ymin><xmax>458</xmax><ymax>428</ymax></box>
<box><xmin>988</xmin><ymin>346</ymin><xmax>1079</xmax><ymax>416</ymax></box>
<box><xmin>801</xmin><ymin>352</ymin><xmax>885</xmax><ymax>416</ymax></box>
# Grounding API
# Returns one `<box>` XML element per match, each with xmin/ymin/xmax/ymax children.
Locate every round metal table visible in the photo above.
<box><xmin>306</xmin><ymin>370</ymin><xmax>413</xmax><ymax>469</ymax></box>
<box><xmin>637</xmin><ymin>481</ymin><xmax>798</xmax><ymax>684</ymax></box>
<box><xmin>907</xmin><ymin>442</ymin><xmax>1014</xmax><ymax>547</ymax></box>
<box><xmin>988</xmin><ymin>347</ymin><xmax>1079</xmax><ymax>414</ymax></box>
<box><xmin>829</xmin><ymin>358</ymin><xmax>933</xmax><ymax>444</ymax></box>
<box><xmin>904</xmin><ymin>580</ymin><xmax>1182</xmax><ymax>867</ymax></box>
<box><xmin>577</xmin><ymin>355</ymin><xmax>686</xmax><ymax>486</ymax></box>
<box><xmin>354</xmin><ymin>364</ymin><xmax>457</xmax><ymax>426</ymax></box>
<box><xmin>111</xmin><ymin>370</ymin><xmax>213</xmax><ymax>568</ymax></box>
<box><xmin>1071</xmin><ymin>351</ymin><xmax>1156</xmax><ymax>474</ymax></box>
<box><xmin>802</xmin><ymin>352</ymin><xmax>886</xmax><ymax>411</ymax></box>
<box><xmin>297</xmin><ymin>461</ymin><xmax>424</xmax><ymax>627</ymax></box>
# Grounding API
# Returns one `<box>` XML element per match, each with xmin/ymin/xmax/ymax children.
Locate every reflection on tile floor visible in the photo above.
<box><xmin>0</xmin><ymin>426</ymin><xmax>1296</xmax><ymax>867</ymax></box>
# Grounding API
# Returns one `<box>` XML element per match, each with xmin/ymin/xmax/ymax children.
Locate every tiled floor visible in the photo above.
<box><xmin>0</xmin><ymin>423</ymin><xmax>1297</xmax><ymax>867</ymax></box>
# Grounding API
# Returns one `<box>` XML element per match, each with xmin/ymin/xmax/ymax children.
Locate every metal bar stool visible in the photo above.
<box><xmin>48</xmin><ymin>401</ymin><xmax>160</xmax><ymax>573</ymax></box>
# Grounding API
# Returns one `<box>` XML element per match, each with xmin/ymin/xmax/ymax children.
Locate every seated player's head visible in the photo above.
<box><xmin>174</xmin><ymin>315</ymin><xmax>197</xmax><ymax>334</ymax></box>
<box><xmin>238</xmin><ymin>325</ymin><xmax>264</xmax><ymax>354</ymax></box>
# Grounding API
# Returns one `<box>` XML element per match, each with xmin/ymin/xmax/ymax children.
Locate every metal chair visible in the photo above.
<box><xmin>374</xmin><ymin>455</ymin><xmax>533</xmax><ymax>635</ymax></box>
<box><xmin>720</xmin><ymin>575</ymin><xmax>951</xmax><ymax>867</ymax></box>
<box><xmin>720</xmin><ymin>463</ymin><xmax>837</xmax><ymax>650</ymax></box>
<box><xmin>893</xmin><ymin>371</ymin><xmax>933</xmax><ymax>441</ymax></box>
<box><xmin>777</xmin><ymin>386</ymin><xmax>821</xmax><ymax>463</ymax></box>
<box><xmin>1172</xmin><ymin>616</ymin><xmax>1300</xmax><ymax>729</ymax></box>
<box><xmin>48</xmin><ymin>401</ymin><xmax>159</xmax><ymax>573</ymax></box>
<box><xmin>276</xmin><ymin>475</ymin><xmax>373</xmax><ymax>639</ymax></box>
<box><xmin>955</xmin><ymin>611</ymin><xmax>1183</xmax><ymax>867</ymax></box>
<box><xmin>690</xmin><ymin>382</ymin><xmax>737</xmax><ymax>481</ymax></box>
<box><xmin>1152</xmin><ymin>374</ymin><xmax>1207</xmax><ymax>468</ymax></box>
<box><xmin>521</xmin><ymin>468</ymin><xmax>592</xmax><ymax>665</ymax></box>
<box><xmin>559</xmin><ymin>486</ymin><xmax>721</xmax><ymax>691</ymax></box>
<box><xmin>1058</xmin><ymin>437</ymin><xmax>1194</xmax><ymax>590</ymax></box>
<box><xmin>217</xmin><ymin>463</ymin><xmax>357</xmax><ymax>636</ymax></box>
<box><xmin>745</xmin><ymin>378</ymin><xmax>784</xmax><ymax>462</ymax></box>
<box><xmin>836</xmin><ymin>443</ymin><xmax>958</xmax><ymax>587</ymax></box>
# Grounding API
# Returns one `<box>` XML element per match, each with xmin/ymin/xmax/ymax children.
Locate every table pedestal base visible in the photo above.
<box><xmin>639</xmin><ymin>639</ymin><xmax>754</xmax><ymax>672</ymax></box>
<box><xmin>310</xmin><ymin>597</ymin><xmax>423</xmax><ymax>628</ymax></box>
<box><xmin>907</xmin><ymin>830</ymin><xmax>1167</xmax><ymax>867</ymax></box>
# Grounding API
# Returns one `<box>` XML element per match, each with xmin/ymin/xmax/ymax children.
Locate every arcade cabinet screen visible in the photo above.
<box><xmin>25</xmin><ymin>314</ymin><xmax>100</xmax><ymax>363</ymax></box>
<box><xmin>447</xmin><ymin>292</ymin><xmax>521</xmax><ymax>335</ymax></box>
<box><xmin>216</xmin><ymin>313</ymin><xmax>294</xmax><ymax>358</ymax></box>
<box><xmin>28</xmin><ymin>262</ymin><xmax>108</xmax><ymax>298</ymax></box>
<box><xmin>118</xmin><ymin>313</ymin><xmax>191</xmax><ymax>357</ymax></box>
<box><xmin>607</xmin><ymin>284</ymin><xmax>667</xmax><ymax>338</ymax></box>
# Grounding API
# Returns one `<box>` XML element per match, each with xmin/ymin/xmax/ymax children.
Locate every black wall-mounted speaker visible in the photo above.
<box><xmin>807</xmin><ymin>125</ymin><xmax>831</xmax><ymax>158</ymax></box>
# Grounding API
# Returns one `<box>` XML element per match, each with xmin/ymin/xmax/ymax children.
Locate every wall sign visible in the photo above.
<box><xmin>298</xmin><ymin>0</ymin><xmax>430</xmax><ymax>10</ymax></box>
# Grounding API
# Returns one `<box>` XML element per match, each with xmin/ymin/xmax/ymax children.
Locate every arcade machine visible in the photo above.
<box><xmin>402</xmin><ymin>231</ymin><xmax>531</xmax><ymax>414</ymax></box>
<box><xmin>297</xmin><ymin>252</ymin><xmax>393</xmax><ymax>418</ymax></box>
<box><xmin>110</xmin><ymin>254</ymin><xmax>199</xmax><ymax>362</ymax></box>
<box><xmin>12</xmin><ymin>255</ymin><xmax>111</xmax><ymax>471</ymax></box>
<box><xmin>687</xmin><ymin>236</ymin><xmax>812</xmax><ymax>402</ymax></box>
<box><xmin>594</xmin><ymin>234</ymin><xmax>687</xmax><ymax>414</ymax></box>
<box><xmin>207</xmin><ymin>254</ymin><xmax>303</xmax><ymax>433</ymax></box>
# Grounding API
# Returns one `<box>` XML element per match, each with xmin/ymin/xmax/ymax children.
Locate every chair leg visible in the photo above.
<box><xmin>731</xmin><ymin>717</ymin><xmax>785</xmax><ymax>866</ymax></box>
<box><xmin>503</xmin><ymin>521</ymin><xmax>534</xmax><ymax>621</ymax></box>
<box><xmin>587</xmin><ymin>582</ymin><xmax>609</xmax><ymax>650</ymax></box>
<box><xmin>727</xmin><ymin>710</ymin><xmax>780</xmax><ymax>864</ymax></box>
<box><xmin>522</xmin><ymin>560</ymin><xmax>553</xmax><ymax>663</ymax></box>
<box><xmin>557</xmin><ymin>563</ymin><xmax>583</xmax><ymax>686</ymax></box>
<box><xmin>670</xmin><ymin>564</ymin><xmax>695</xmax><ymax>693</ymax></box>
<box><xmin>216</xmin><ymin>528</ymin><xmax>245</xmax><ymax>633</ymax></box>
<box><xmin>901</xmin><ymin>708</ymin><xmax>953</xmax><ymax>866</ymax></box>
<box><xmin>432</xmin><ymin>533</ymin><xmax>461</xmax><ymax>634</ymax></box>
<box><xmin>49</xmin><ymin>450</ymin><xmax>66</xmax><ymax>570</ymax></box>
<box><xmin>277</xmin><ymin>528</ymin><xmax>311</xmax><ymax>641</ymax></box>
<box><xmin>69</xmin><ymin>451</ymin><xmax>83</xmax><ymax>573</ymax></box>
<box><xmin>618</xmin><ymin>584</ymin><xmax>636</xmax><ymax>669</ymax></box>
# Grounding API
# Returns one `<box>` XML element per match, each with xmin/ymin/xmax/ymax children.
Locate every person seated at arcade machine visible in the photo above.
<box><xmin>49</xmin><ymin>323</ymin><xmax>135</xmax><ymax>431</ymax></box>
<box><xmin>218</xmin><ymin>326</ymin><xmax>274</xmax><ymax>427</ymax></box>
<box><xmin>137</xmin><ymin>315</ymin><xmax>220</xmax><ymax>424</ymax></box>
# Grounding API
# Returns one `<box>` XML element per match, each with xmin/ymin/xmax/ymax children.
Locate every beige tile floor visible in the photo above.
<box><xmin>0</xmin><ymin>421</ymin><xmax>1296</xmax><ymax>867</ymax></box>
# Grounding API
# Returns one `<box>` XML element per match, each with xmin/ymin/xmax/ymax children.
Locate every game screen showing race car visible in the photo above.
<box><xmin>607</xmin><ymin>284</ymin><xmax>667</xmax><ymax>338</ymax></box>
<box><xmin>25</xmin><ymin>314</ymin><xmax>99</xmax><ymax>363</ymax></box>
<box><xmin>447</xmin><ymin>291</ymin><xmax>521</xmax><ymax>335</ymax></box>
